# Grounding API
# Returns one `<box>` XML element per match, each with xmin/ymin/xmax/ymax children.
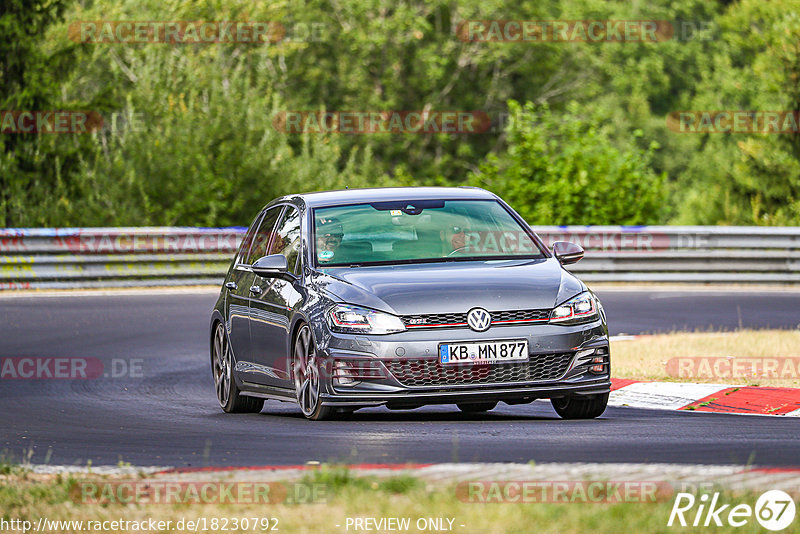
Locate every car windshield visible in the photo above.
<box><xmin>313</xmin><ymin>199</ymin><xmax>545</xmax><ymax>266</ymax></box>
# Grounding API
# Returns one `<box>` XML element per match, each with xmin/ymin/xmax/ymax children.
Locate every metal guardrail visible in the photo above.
<box><xmin>1</xmin><ymin>226</ymin><xmax>798</xmax><ymax>289</ymax></box>
<box><xmin>0</xmin><ymin>228</ymin><xmax>243</xmax><ymax>289</ymax></box>
<box><xmin>532</xmin><ymin>226</ymin><xmax>800</xmax><ymax>283</ymax></box>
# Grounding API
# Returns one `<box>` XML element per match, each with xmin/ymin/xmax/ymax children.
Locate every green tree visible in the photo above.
<box><xmin>0</xmin><ymin>0</ymin><xmax>70</xmax><ymax>226</ymax></box>
<box><xmin>5</xmin><ymin>0</ymin><xmax>798</xmax><ymax>227</ymax></box>
<box><xmin>672</xmin><ymin>0</ymin><xmax>800</xmax><ymax>224</ymax></box>
<box><xmin>470</xmin><ymin>100</ymin><xmax>666</xmax><ymax>224</ymax></box>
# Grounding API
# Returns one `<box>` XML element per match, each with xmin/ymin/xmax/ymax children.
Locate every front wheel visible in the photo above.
<box><xmin>292</xmin><ymin>324</ymin><xmax>335</xmax><ymax>421</ymax></box>
<box><xmin>551</xmin><ymin>393</ymin><xmax>608</xmax><ymax>419</ymax></box>
<box><xmin>212</xmin><ymin>322</ymin><xmax>264</xmax><ymax>413</ymax></box>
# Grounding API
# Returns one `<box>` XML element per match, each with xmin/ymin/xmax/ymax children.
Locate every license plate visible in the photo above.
<box><xmin>439</xmin><ymin>340</ymin><xmax>528</xmax><ymax>365</ymax></box>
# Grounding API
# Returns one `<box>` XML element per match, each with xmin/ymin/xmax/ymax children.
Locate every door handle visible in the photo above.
<box><xmin>225</xmin><ymin>281</ymin><xmax>237</xmax><ymax>291</ymax></box>
<box><xmin>249</xmin><ymin>285</ymin><xmax>263</xmax><ymax>295</ymax></box>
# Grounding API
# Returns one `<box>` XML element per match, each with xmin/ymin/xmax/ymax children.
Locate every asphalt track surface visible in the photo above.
<box><xmin>1</xmin><ymin>289</ymin><xmax>798</xmax><ymax>468</ymax></box>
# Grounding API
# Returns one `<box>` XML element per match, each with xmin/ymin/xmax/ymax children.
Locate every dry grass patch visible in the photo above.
<box><xmin>611</xmin><ymin>329</ymin><xmax>800</xmax><ymax>387</ymax></box>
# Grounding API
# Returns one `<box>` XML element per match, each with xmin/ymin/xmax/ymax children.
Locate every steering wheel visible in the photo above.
<box><xmin>447</xmin><ymin>246</ymin><xmax>470</xmax><ymax>257</ymax></box>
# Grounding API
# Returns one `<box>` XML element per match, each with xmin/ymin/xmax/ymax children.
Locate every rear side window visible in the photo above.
<box><xmin>268</xmin><ymin>207</ymin><xmax>302</xmax><ymax>275</ymax></box>
<box><xmin>236</xmin><ymin>212</ymin><xmax>264</xmax><ymax>265</ymax></box>
<box><xmin>245</xmin><ymin>206</ymin><xmax>284</xmax><ymax>265</ymax></box>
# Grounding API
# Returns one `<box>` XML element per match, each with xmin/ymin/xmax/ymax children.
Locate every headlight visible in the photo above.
<box><xmin>550</xmin><ymin>292</ymin><xmax>599</xmax><ymax>325</ymax></box>
<box><xmin>327</xmin><ymin>304</ymin><xmax>406</xmax><ymax>334</ymax></box>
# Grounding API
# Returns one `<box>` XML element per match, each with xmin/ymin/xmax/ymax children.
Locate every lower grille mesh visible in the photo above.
<box><xmin>385</xmin><ymin>352</ymin><xmax>574</xmax><ymax>387</ymax></box>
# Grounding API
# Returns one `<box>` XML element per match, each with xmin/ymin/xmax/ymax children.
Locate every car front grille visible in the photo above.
<box><xmin>400</xmin><ymin>309</ymin><xmax>550</xmax><ymax>329</ymax></box>
<box><xmin>385</xmin><ymin>352</ymin><xmax>574</xmax><ymax>387</ymax></box>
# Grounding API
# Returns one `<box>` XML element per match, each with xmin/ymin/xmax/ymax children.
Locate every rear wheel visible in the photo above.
<box><xmin>212</xmin><ymin>322</ymin><xmax>264</xmax><ymax>413</ymax></box>
<box><xmin>293</xmin><ymin>324</ymin><xmax>335</xmax><ymax>421</ymax></box>
<box><xmin>551</xmin><ymin>393</ymin><xmax>608</xmax><ymax>419</ymax></box>
<box><xmin>457</xmin><ymin>402</ymin><xmax>498</xmax><ymax>413</ymax></box>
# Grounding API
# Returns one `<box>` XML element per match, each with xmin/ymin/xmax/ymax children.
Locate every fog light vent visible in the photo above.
<box><xmin>334</xmin><ymin>361</ymin><xmax>357</xmax><ymax>386</ymax></box>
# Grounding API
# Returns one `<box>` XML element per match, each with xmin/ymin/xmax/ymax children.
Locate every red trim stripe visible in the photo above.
<box><xmin>406</xmin><ymin>318</ymin><xmax>548</xmax><ymax>328</ymax></box>
<box><xmin>406</xmin><ymin>322</ymin><xmax>467</xmax><ymax>328</ymax></box>
<box><xmin>491</xmin><ymin>318</ymin><xmax>549</xmax><ymax>324</ymax></box>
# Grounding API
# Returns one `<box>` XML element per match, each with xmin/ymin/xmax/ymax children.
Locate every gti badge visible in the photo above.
<box><xmin>467</xmin><ymin>308</ymin><xmax>492</xmax><ymax>332</ymax></box>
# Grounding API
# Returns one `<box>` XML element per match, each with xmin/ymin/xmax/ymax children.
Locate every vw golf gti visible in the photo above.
<box><xmin>210</xmin><ymin>187</ymin><xmax>610</xmax><ymax>420</ymax></box>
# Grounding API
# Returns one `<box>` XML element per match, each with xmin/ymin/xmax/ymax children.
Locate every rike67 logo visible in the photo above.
<box><xmin>668</xmin><ymin>490</ymin><xmax>796</xmax><ymax>531</ymax></box>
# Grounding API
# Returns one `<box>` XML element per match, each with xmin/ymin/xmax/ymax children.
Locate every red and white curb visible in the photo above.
<box><xmin>609</xmin><ymin>378</ymin><xmax>800</xmax><ymax>416</ymax></box>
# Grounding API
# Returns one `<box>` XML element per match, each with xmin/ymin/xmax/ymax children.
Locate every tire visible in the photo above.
<box><xmin>551</xmin><ymin>393</ymin><xmax>608</xmax><ymax>419</ymax></box>
<box><xmin>292</xmin><ymin>324</ymin><xmax>335</xmax><ymax>421</ymax></box>
<box><xmin>212</xmin><ymin>322</ymin><xmax>264</xmax><ymax>413</ymax></box>
<box><xmin>457</xmin><ymin>402</ymin><xmax>498</xmax><ymax>413</ymax></box>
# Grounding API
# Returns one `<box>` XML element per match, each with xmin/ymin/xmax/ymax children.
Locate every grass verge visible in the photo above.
<box><xmin>611</xmin><ymin>329</ymin><xmax>800</xmax><ymax>387</ymax></box>
<box><xmin>0</xmin><ymin>466</ymin><xmax>794</xmax><ymax>534</ymax></box>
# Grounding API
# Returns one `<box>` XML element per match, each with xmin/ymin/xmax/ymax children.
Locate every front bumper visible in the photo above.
<box><xmin>317</xmin><ymin>320</ymin><xmax>610</xmax><ymax>408</ymax></box>
<box><xmin>320</xmin><ymin>378</ymin><xmax>611</xmax><ymax>408</ymax></box>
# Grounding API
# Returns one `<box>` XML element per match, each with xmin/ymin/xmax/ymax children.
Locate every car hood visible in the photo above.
<box><xmin>311</xmin><ymin>258</ymin><xmax>585</xmax><ymax>315</ymax></box>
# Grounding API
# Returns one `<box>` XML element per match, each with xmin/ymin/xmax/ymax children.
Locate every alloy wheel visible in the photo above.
<box><xmin>293</xmin><ymin>325</ymin><xmax>321</xmax><ymax>417</ymax></box>
<box><xmin>213</xmin><ymin>322</ymin><xmax>231</xmax><ymax>407</ymax></box>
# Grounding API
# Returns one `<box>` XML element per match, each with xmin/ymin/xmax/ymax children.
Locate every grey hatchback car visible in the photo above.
<box><xmin>210</xmin><ymin>187</ymin><xmax>610</xmax><ymax>420</ymax></box>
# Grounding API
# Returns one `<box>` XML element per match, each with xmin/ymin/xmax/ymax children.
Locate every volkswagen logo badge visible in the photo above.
<box><xmin>467</xmin><ymin>308</ymin><xmax>492</xmax><ymax>332</ymax></box>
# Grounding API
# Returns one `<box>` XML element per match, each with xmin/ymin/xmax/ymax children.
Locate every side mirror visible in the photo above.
<box><xmin>251</xmin><ymin>254</ymin><xmax>295</xmax><ymax>281</ymax></box>
<box><xmin>552</xmin><ymin>241</ymin><xmax>584</xmax><ymax>265</ymax></box>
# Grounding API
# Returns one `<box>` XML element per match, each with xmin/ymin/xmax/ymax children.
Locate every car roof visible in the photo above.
<box><xmin>274</xmin><ymin>186</ymin><xmax>497</xmax><ymax>209</ymax></box>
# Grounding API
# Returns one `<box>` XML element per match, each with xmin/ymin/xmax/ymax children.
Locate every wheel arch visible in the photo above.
<box><xmin>288</xmin><ymin>311</ymin><xmax>316</xmax><ymax>359</ymax></box>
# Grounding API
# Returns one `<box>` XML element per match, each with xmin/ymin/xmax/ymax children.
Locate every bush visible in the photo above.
<box><xmin>471</xmin><ymin>100</ymin><xmax>666</xmax><ymax>225</ymax></box>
